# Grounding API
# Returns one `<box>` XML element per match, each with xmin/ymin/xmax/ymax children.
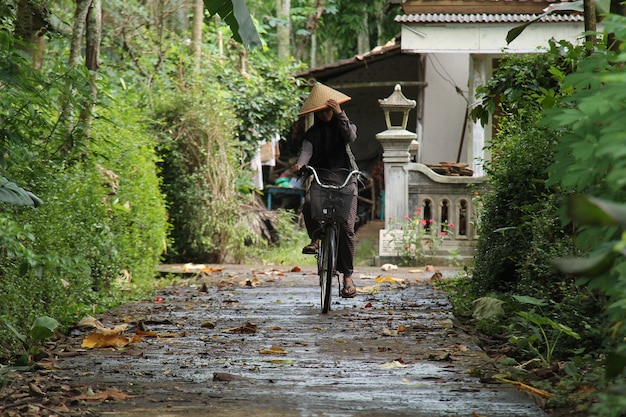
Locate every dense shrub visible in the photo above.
<box><xmin>471</xmin><ymin>44</ymin><xmax>582</xmax><ymax>295</ymax></box>
<box><xmin>0</xmin><ymin>97</ymin><xmax>168</xmax><ymax>353</ymax></box>
<box><xmin>152</xmin><ymin>86</ymin><xmax>245</xmax><ymax>263</ymax></box>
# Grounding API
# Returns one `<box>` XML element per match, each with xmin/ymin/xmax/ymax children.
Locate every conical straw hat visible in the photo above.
<box><xmin>299</xmin><ymin>83</ymin><xmax>351</xmax><ymax>116</ymax></box>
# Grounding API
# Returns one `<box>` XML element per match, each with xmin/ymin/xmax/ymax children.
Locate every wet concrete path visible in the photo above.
<box><xmin>55</xmin><ymin>265</ymin><xmax>548</xmax><ymax>417</ymax></box>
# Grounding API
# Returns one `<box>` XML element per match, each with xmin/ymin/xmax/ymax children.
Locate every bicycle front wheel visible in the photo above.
<box><xmin>319</xmin><ymin>225</ymin><xmax>336</xmax><ymax>314</ymax></box>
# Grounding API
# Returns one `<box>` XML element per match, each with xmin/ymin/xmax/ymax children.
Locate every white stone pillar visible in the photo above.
<box><xmin>376</xmin><ymin>129</ymin><xmax>415</xmax><ymax>229</ymax></box>
<box><xmin>468</xmin><ymin>54</ymin><xmax>491</xmax><ymax>177</ymax></box>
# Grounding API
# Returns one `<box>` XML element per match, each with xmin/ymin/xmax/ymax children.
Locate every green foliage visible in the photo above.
<box><xmin>0</xmin><ymin>177</ymin><xmax>42</xmax><ymax>207</ymax></box>
<box><xmin>214</xmin><ymin>51</ymin><xmax>306</xmax><ymax>149</ymax></box>
<box><xmin>2</xmin><ymin>316</ymin><xmax>59</xmax><ymax>368</ymax></box>
<box><xmin>0</xmin><ymin>27</ymin><xmax>168</xmax><ymax>353</ymax></box>
<box><xmin>205</xmin><ymin>0</ymin><xmax>263</xmax><ymax>49</ymax></box>
<box><xmin>508</xmin><ymin>295</ymin><xmax>580</xmax><ymax>367</ymax></box>
<box><xmin>149</xmin><ymin>43</ymin><xmax>305</xmax><ymax>263</ymax></box>
<box><xmin>471</xmin><ymin>39</ymin><xmax>583</xmax><ymax>127</ymax></box>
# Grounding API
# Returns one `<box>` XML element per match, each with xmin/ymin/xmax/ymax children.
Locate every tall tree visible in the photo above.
<box><xmin>276</xmin><ymin>0</ymin><xmax>291</xmax><ymax>59</ymax></box>
<box><xmin>193</xmin><ymin>0</ymin><xmax>204</xmax><ymax>71</ymax></box>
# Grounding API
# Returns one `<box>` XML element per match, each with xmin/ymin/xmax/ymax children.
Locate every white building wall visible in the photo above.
<box><xmin>420</xmin><ymin>53</ymin><xmax>469</xmax><ymax>165</ymax></box>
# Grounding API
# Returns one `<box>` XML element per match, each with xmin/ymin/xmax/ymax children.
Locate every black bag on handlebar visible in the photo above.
<box><xmin>309</xmin><ymin>183</ymin><xmax>353</xmax><ymax>223</ymax></box>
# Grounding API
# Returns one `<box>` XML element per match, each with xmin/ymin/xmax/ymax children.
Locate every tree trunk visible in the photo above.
<box><xmin>14</xmin><ymin>0</ymin><xmax>48</xmax><ymax>69</ymax></box>
<box><xmin>583</xmin><ymin>0</ymin><xmax>596</xmax><ymax>47</ymax></box>
<box><xmin>69</xmin><ymin>0</ymin><xmax>92</xmax><ymax>67</ymax></box>
<box><xmin>80</xmin><ymin>0</ymin><xmax>102</xmax><ymax>138</ymax></box>
<box><xmin>192</xmin><ymin>0</ymin><xmax>204</xmax><ymax>72</ymax></box>
<box><xmin>357</xmin><ymin>12</ymin><xmax>369</xmax><ymax>55</ymax></box>
<box><xmin>277</xmin><ymin>0</ymin><xmax>291</xmax><ymax>59</ymax></box>
<box><xmin>85</xmin><ymin>0</ymin><xmax>101</xmax><ymax>72</ymax></box>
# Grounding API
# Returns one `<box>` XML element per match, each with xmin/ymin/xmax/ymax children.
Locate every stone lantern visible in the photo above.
<box><xmin>379</xmin><ymin>84</ymin><xmax>416</xmax><ymax>131</ymax></box>
<box><xmin>376</xmin><ymin>85</ymin><xmax>417</xmax><ymax>230</ymax></box>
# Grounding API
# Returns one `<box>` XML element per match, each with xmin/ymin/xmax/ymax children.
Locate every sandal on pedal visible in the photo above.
<box><xmin>302</xmin><ymin>241</ymin><xmax>318</xmax><ymax>255</ymax></box>
<box><xmin>341</xmin><ymin>283</ymin><xmax>357</xmax><ymax>298</ymax></box>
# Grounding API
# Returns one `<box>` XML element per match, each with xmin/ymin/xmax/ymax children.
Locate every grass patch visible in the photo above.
<box><xmin>355</xmin><ymin>237</ymin><xmax>377</xmax><ymax>266</ymax></box>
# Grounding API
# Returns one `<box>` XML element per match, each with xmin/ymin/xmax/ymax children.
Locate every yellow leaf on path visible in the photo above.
<box><xmin>409</xmin><ymin>269</ymin><xmax>423</xmax><ymax>273</ymax></box>
<box><xmin>259</xmin><ymin>345</ymin><xmax>287</xmax><ymax>355</ymax></box>
<box><xmin>357</xmin><ymin>285</ymin><xmax>380</xmax><ymax>294</ymax></box>
<box><xmin>375</xmin><ymin>276</ymin><xmax>405</xmax><ymax>284</ymax></box>
<box><xmin>494</xmin><ymin>376</ymin><xmax>554</xmax><ymax>398</ymax></box>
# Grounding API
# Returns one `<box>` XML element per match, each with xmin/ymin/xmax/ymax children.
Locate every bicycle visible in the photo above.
<box><xmin>301</xmin><ymin>165</ymin><xmax>361</xmax><ymax>314</ymax></box>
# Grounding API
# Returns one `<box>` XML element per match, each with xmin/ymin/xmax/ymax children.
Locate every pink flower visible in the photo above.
<box><xmin>440</xmin><ymin>232</ymin><xmax>446</xmax><ymax>236</ymax></box>
<box><xmin>404</xmin><ymin>215</ymin><xmax>410</xmax><ymax>220</ymax></box>
<box><xmin>420</xmin><ymin>220</ymin><xmax>427</xmax><ymax>226</ymax></box>
<box><xmin>429</xmin><ymin>218</ymin><xmax>434</xmax><ymax>224</ymax></box>
<box><xmin>404</xmin><ymin>245</ymin><xmax>409</xmax><ymax>249</ymax></box>
<box><xmin>449</xmin><ymin>223</ymin><xmax>455</xmax><ymax>228</ymax></box>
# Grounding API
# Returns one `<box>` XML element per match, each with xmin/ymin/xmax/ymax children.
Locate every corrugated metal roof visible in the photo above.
<box><xmin>396</xmin><ymin>13</ymin><xmax>584</xmax><ymax>23</ymax></box>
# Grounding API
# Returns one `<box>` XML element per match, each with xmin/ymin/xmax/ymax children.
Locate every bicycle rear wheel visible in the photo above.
<box><xmin>319</xmin><ymin>226</ymin><xmax>336</xmax><ymax>314</ymax></box>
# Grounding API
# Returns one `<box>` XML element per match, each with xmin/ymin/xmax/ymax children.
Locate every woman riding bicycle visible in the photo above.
<box><xmin>293</xmin><ymin>83</ymin><xmax>359</xmax><ymax>299</ymax></box>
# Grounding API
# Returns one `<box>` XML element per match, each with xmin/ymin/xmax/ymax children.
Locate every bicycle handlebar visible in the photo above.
<box><xmin>301</xmin><ymin>165</ymin><xmax>361</xmax><ymax>190</ymax></box>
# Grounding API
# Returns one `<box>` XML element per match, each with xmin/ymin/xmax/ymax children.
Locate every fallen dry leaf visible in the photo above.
<box><xmin>75</xmin><ymin>388</ymin><xmax>135</xmax><ymax>401</ymax></box>
<box><xmin>213</xmin><ymin>372</ymin><xmax>246</xmax><ymax>382</ymax></box>
<box><xmin>259</xmin><ymin>346</ymin><xmax>287</xmax><ymax>355</ymax></box>
<box><xmin>81</xmin><ymin>332</ymin><xmax>132</xmax><ymax>349</ymax></box>
<box><xmin>357</xmin><ymin>285</ymin><xmax>380</xmax><ymax>294</ymax></box>
<box><xmin>379</xmin><ymin>360</ymin><xmax>408</xmax><ymax>369</ymax></box>
<box><xmin>382</xmin><ymin>328</ymin><xmax>398</xmax><ymax>337</ymax></box>
<box><xmin>136</xmin><ymin>329</ymin><xmax>157</xmax><ymax>337</ymax></box>
<box><xmin>375</xmin><ymin>276</ymin><xmax>405</xmax><ymax>284</ymax></box>
<box><xmin>494</xmin><ymin>376</ymin><xmax>554</xmax><ymax>398</ymax></box>
<box><xmin>77</xmin><ymin>315</ymin><xmax>103</xmax><ymax>328</ymax></box>
<box><xmin>202</xmin><ymin>266</ymin><xmax>224</xmax><ymax>274</ymax></box>
<box><xmin>221</xmin><ymin>322</ymin><xmax>257</xmax><ymax>334</ymax></box>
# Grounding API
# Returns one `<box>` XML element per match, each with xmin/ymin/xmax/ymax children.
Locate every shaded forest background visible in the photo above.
<box><xmin>4</xmin><ymin>1</ymin><xmax>626</xmax><ymax>415</ymax></box>
<box><xmin>0</xmin><ymin>0</ymin><xmax>400</xmax><ymax>349</ymax></box>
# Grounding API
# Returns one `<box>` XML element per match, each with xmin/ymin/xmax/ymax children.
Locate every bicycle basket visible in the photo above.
<box><xmin>310</xmin><ymin>185</ymin><xmax>353</xmax><ymax>223</ymax></box>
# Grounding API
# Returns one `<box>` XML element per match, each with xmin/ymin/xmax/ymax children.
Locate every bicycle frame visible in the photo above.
<box><xmin>302</xmin><ymin>166</ymin><xmax>361</xmax><ymax>313</ymax></box>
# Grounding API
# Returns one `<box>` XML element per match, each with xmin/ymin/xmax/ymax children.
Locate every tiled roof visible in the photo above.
<box><xmin>399</xmin><ymin>0</ymin><xmax>576</xmax><ymax>15</ymax></box>
<box><xmin>396</xmin><ymin>13</ymin><xmax>584</xmax><ymax>23</ymax></box>
<box><xmin>296</xmin><ymin>42</ymin><xmax>401</xmax><ymax>79</ymax></box>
